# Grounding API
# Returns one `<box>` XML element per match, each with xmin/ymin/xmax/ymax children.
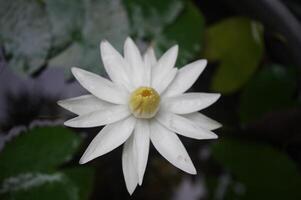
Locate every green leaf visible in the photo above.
<box><xmin>45</xmin><ymin>0</ymin><xmax>85</xmax><ymax>52</ymax></box>
<box><xmin>212</xmin><ymin>139</ymin><xmax>301</xmax><ymax>199</ymax></box>
<box><xmin>205</xmin><ymin>17</ymin><xmax>264</xmax><ymax>94</ymax></box>
<box><xmin>123</xmin><ymin>0</ymin><xmax>184</xmax><ymax>38</ymax></box>
<box><xmin>0</xmin><ymin>0</ymin><xmax>51</xmax><ymax>75</ymax></box>
<box><xmin>0</xmin><ymin>127</ymin><xmax>82</xmax><ymax>181</ymax></box>
<box><xmin>48</xmin><ymin>42</ymin><xmax>103</xmax><ymax>78</ymax></box>
<box><xmin>0</xmin><ymin>172</ymin><xmax>79</xmax><ymax>200</ymax></box>
<box><xmin>64</xmin><ymin>167</ymin><xmax>95</xmax><ymax>200</ymax></box>
<box><xmin>49</xmin><ymin>0</ymin><xmax>130</xmax><ymax>78</ymax></box>
<box><xmin>154</xmin><ymin>2</ymin><xmax>205</xmax><ymax>67</ymax></box>
<box><xmin>83</xmin><ymin>0</ymin><xmax>130</xmax><ymax>47</ymax></box>
<box><xmin>239</xmin><ymin>64</ymin><xmax>297</xmax><ymax>123</ymax></box>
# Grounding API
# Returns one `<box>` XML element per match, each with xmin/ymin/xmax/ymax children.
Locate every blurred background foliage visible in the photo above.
<box><xmin>0</xmin><ymin>0</ymin><xmax>301</xmax><ymax>199</ymax></box>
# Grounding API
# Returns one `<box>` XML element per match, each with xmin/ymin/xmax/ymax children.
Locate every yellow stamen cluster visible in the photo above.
<box><xmin>129</xmin><ymin>87</ymin><xmax>160</xmax><ymax>119</ymax></box>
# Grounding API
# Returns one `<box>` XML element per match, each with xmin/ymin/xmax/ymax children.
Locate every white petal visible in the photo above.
<box><xmin>151</xmin><ymin>45</ymin><xmax>178</xmax><ymax>88</ymax></box>
<box><xmin>79</xmin><ymin>116</ymin><xmax>136</xmax><ymax>164</ymax></box>
<box><xmin>150</xmin><ymin>120</ymin><xmax>196</xmax><ymax>174</ymax></box>
<box><xmin>122</xmin><ymin>134</ymin><xmax>138</xmax><ymax>195</ymax></box>
<box><xmin>153</xmin><ymin>68</ymin><xmax>178</xmax><ymax>94</ymax></box>
<box><xmin>100</xmin><ymin>40</ymin><xmax>133</xmax><ymax>91</ymax></box>
<box><xmin>164</xmin><ymin>60</ymin><xmax>207</xmax><ymax>97</ymax></box>
<box><xmin>182</xmin><ymin>112</ymin><xmax>222</xmax><ymax>131</ymax></box>
<box><xmin>143</xmin><ymin>47</ymin><xmax>157</xmax><ymax>67</ymax></box>
<box><xmin>71</xmin><ymin>67</ymin><xmax>129</xmax><ymax>104</ymax></box>
<box><xmin>156</xmin><ymin>111</ymin><xmax>218</xmax><ymax>140</ymax></box>
<box><xmin>57</xmin><ymin>95</ymin><xmax>112</xmax><ymax>115</ymax></box>
<box><xmin>64</xmin><ymin>105</ymin><xmax>130</xmax><ymax>128</ymax></box>
<box><xmin>143</xmin><ymin>47</ymin><xmax>157</xmax><ymax>86</ymax></box>
<box><xmin>162</xmin><ymin>93</ymin><xmax>221</xmax><ymax>114</ymax></box>
<box><xmin>133</xmin><ymin>120</ymin><xmax>150</xmax><ymax>185</ymax></box>
<box><xmin>124</xmin><ymin>37</ymin><xmax>145</xmax><ymax>87</ymax></box>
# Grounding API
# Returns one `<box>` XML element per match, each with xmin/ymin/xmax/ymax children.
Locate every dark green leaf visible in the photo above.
<box><xmin>49</xmin><ymin>0</ymin><xmax>130</xmax><ymax>77</ymax></box>
<box><xmin>0</xmin><ymin>172</ymin><xmax>79</xmax><ymax>200</ymax></box>
<box><xmin>123</xmin><ymin>0</ymin><xmax>184</xmax><ymax>38</ymax></box>
<box><xmin>45</xmin><ymin>0</ymin><xmax>85</xmax><ymax>52</ymax></box>
<box><xmin>0</xmin><ymin>0</ymin><xmax>51</xmax><ymax>75</ymax></box>
<box><xmin>63</xmin><ymin>167</ymin><xmax>95</xmax><ymax>200</ymax></box>
<box><xmin>212</xmin><ymin>138</ymin><xmax>301</xmax><ymax>200</ymax></box>
<box><xmin>48</xmin><ymin>42</ymin><xmax>103</xmax><ymax>78</ymax></box>
<box><xmin>239</xmin><ymin>64</ymin><xmax>297</xmax><ymax>123</ymax></box>
<box><xmin>0</xmin><ymin>127</ymin><xmax>82</xmax><ymax>181</ymax></box>
<box><xmin>82</xmin><ymin>0</ymin><xmax>130</xmax><ymax>47</ymax></box>
<box><xmin>154</xmin><ymin>2</ymin><xmax>205</xmax><ymax>67</ymax></box>
<box><xmin>205</xmin><ymin>17</ymin><xmax>264</xmax><ymax>94</ymax></box>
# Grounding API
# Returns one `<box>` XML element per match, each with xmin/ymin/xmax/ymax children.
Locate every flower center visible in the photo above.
<box><xmin>129</xmin><ymin>87</ymin><xmax>160</xmax><ymax>119</ymax></box>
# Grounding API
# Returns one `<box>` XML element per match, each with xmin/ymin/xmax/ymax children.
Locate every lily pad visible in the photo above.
<box><xmin>239</xmin><ymin>64</ymin><xmax>297</xmax><ymax>123</ymax></box>
<box><xmin>64</xmin><ymin>167</ymin><xmax>95</xmax><ymax>200</ymax></box>
<box><xmin>123</xmin><ymin>0</ymin><xmax>184</xmax><ymax>38</ymax></box>
<box><xmin>212</xmin><ymin>138</ymin><xmax>301</xmax><ymax>199</ymax></box>
<box><xmin>0</xmin><ymin>127</ymin><xmax>82</xmax><ymax>181</ymax></box>
<box><xmin>0</xmin><ymin>172</ymin><xmax>79</xmax><ymax>200</ymax></box>
<box><xmin>205</xmin><ymin>17</ymin><xmax>264</xmax><ymax>94</ymax></box>
<box><xmin>49</xmin><ymin>0</ymin><xmax>130</xmax><ymax>78</ymax></box>
<box><xmin>83</xmin><ymin>0</ymin><xmax>130</xmax><ymax>47</ymax></box>
<box><xmin>45</xmin><ymin>0</ymin><xmax>84</xmax><ymax>53</ymax></box>
<box><xmin>154</xmin><ymin>2</ymin><xmax>205</xmax><ymax>67</ymax></box>
<box><xmin>48</xmin><ymin>42</ymin><xmax>103</xmax><ymax>78</ymax></box>
<box><xmin>0</xmin><ymin>0</ymin><xmax>51</xmax><ymax>75</ymax></box>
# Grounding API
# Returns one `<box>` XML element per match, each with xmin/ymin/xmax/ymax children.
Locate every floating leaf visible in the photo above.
<box><xmin>154</xmin><ymin>2</ymin><xmax>205</xmax><ymax>66</ymax></box>
<box><xmin>48</xmin><ymin>42</ymin><xmax>103</xmax><ymax>78</ymax></box>
<box><xmin>212</xmin><ymin>139</ymin><xmax>301</xmax><ymax>199</ymax></box>
<box><xmin>0</xmin><ymin>172</ymin><xmax>79</xmax><ymax>200</ymax></box>
<box><xmin>83</xmin><ymin>0</ymin><xmax>130</xmax><ymax>47</ymax></box>
<box><xmin>123</xmin><ymin>0</ymin><xmax>184</xmax><ymax>38</ymax></box>
<box><xmin>0</xmin><ymin>127</ymin><xmax>82</xmax><ymax>181</ymax></box>
<box><xmin>49</xmin><ymin>0</ymin><xmax>130</xmax><ymax>78</ymax></box>
<box><xmin>239</xmin><ymin>64</ymin><xmax>297</xmax><ymax>123</ymax></box>
<box><xmin>205</xmin><ymin>17</ymin><xmax>264</xmax><ymax>94</ymax></box>
<box><xmin>64</xmin><ymin>167</ymin><xmax>95</xmax><ymax>200</ymax></box>
<box><xmin>45</xmin><ymin>0</ymin><xmax>84</xmax><ymax>52</ymax></box>
<box><xmin>0</xmin><ymin>0</ymin><xmax>51</xmax><ymax>75</ymax></box>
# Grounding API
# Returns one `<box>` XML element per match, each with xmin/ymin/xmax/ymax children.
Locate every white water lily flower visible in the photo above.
<box><xmin>58</xmin><ymin>37</ymin><xmax>221</xmax><ymax>194</ymax></box>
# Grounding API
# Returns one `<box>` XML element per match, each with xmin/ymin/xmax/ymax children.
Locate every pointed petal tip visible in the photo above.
<box><xmin>183</xmin><ymin>165</ymin><xmax>197</xmax><ymax>175</ymax></box>
<box><xmin>71</xmin><ymin>66</ymin><xmax>79</xmax><ymax>71</ymax></box>
<box><xmin>190</xmin><ymin>168</ymin><xmax>197</xmax><ymax>175</ymax></box>
<box><xmin>79</xmin><ymin>158</ymin><xmax>86</xmax><ymax>165</ymax></box>
<box><xmin>125</xmin><ymin>37</ymin><xmax>139</xmax><ymax>50</ymax></box>
<box><xmin>63</xmin><ymin>120</ymin><xmax>72</xmax><ymax>127</ymax></box>
<box><xmin>138</xmin><ymin>176</ymin><xmax>143</xmax><ymax>186</ymax></box>
<box><xmin>211</xmin><ymin>134</ymin><xmax>219</xmax><ymax>139</ymax></box>
<box><xmin>127</xmin><ymin>187</ymin><xmax>136</xmax><ymax>195</ymax></box>
<box><xmin>101</xmin><ymin>39</ymin><xmax>108</xmax><ymax>44</ymax></box>
<box><xmin>100</xmin><ymin>39</ymin><xmax>110</xmax><ymax>48</ymax></box>
<box><xmin>71</xmin><ymin>67</ymin><xmax>81</xmax><ymax>77</ymax></box>
<box><xmin>198</xmin><ymin>59</ymin><xmax>207</xmax><ymax>67</ymax></box>
<box><xmin>56</xmin><ymin>100</ymin><xmax>63</xmax><ymax>106</ymax></box>
<box><xmin>210</xmin><ymin>93</ymin><xmax>222</xmax><ymax>103</ymax></box>
<box><xmin>171</xmin><ymin>44</ymin><xmax>179</xmax><ymax>53</ymax></box>
<box><xmin>79</xmin><ymin>151</ymin><xmax>95</xmax><ymax>164</ymax></box>
<box><xmin>200</xmin><ymin>58</ymin><xmax>207</xmax><ymax>63</ymax></box>
<box><xmin>185</xmin><ymin>163</ymin><xmax>197</xmax><ymax>175</ymax></box>
<box><xmin>215</xmin><ymin>93</ymin><xmax>222</xmax><ymax>102</ymax></box>
<box><xmin>125</xmin><ymin>36</ymin><xmax>134</xmax><ymax>42</ymax></box>
<box><xmin>215</xmin><ymin>123</ymin><xmax>223</xmax><ymax>130</ymax></box>
<box><xmin>145</xmin><ymin>46</ymin><xmax>155</xmax><ymax>55</ymax></box>
<box><xmin>63</xmin><ymin>119</ymin><xmax>80</xmax><ymax>128</ymax></box>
